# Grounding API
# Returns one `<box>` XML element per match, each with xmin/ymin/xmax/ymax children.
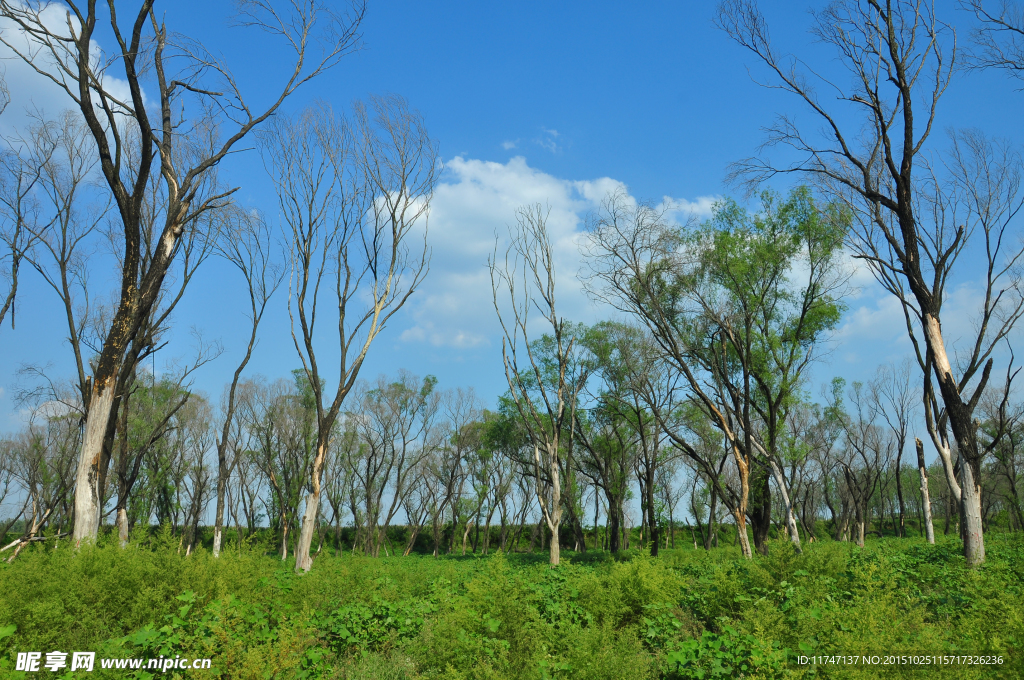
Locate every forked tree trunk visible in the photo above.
<box><xmin>73</xmin><ymin>386</ymin><xmax>116</xmax><ymax>545</ymax></box>
<box><xmin>916</xmin><ymin>438</ymin><xmax>935</xmax><ymax>544</ymax></box>
<box><xmin>922</xmin><ymin>314</ymin><xmax>986</xmax><ymax>565</ymax></box>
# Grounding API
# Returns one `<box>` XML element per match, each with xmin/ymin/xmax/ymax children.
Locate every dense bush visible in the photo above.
<box><xmin>0</xmin><ymin>531</ymin><xmax>1021</xmax><ymax>678</ymax></box>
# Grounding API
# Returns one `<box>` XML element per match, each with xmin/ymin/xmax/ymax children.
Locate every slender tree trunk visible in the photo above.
<box><xmin>943</xmin><ymin>493</ymin><xmax>951</xmax><ymax>535</ymax></box>
<box><xmin>462</xmin><ymin>518</ymin><xmax>472</xmax><ymax>556</ymax></box>
<box><xmin>694</xmin><ymin>505</ymin><xmax>707</xmax><ymax>548</ymax></box>
<box><xmin>116</xmin><ymin>507</ymin><xmax>129</xmax><ymax>548</ymax></box>
<box><xmin>213</xmin><ymin>461</ymin><xmax>228</xmax><ymax>558</ymax></box>
<box><xmin>769</xmin><ymin>460</ymin><xmax>802</xmax><ymax>553</ymax></box>
<box><xmin>916</xmin><ymin>439</ymin><xmax>935</xmax><ymax>544</ymax></box>
<box><xmin>895</xmin><ymin>453</ymin><xmax>906</xmax><ymax>538</ymax></box>
<box><xmin>646</xmin><ymin>466</ymin><xmax>659</xmax><ymax>557</ymax></box>
<box><xmin>706</xmin><ymin>484</ymin><xmax>717</xmax><ymax>550</ymax></box>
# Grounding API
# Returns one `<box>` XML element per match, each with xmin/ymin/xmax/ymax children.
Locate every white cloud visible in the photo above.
<box><xmin>0</xmin><ymin>3</ymin><xmax>145</xmax><ymax>137</ymax></box>
<box><xmin>502</xmin><ymin>139</ymin><xmax>518</xmax><ymax>150</ymax></box>
<box><xmin>534</xmin><ymin>128</ymin><xmax>561</xmax><ymax>153</ymax></box>
<box><xmin>659</xmin><ymin>195</ymin><xmax>719</xmax><ymax>222</ymax></box>
<box><xmin>401</xmin><ymin>156</ymin><xmax>717</xmax><ymax>350</ymax></box>
<box><xmin>833</xmin><ymin>289</ymin><xmax>913</xmax><ymax>365</ymax></box>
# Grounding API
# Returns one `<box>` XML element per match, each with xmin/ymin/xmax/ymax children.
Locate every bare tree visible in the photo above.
<box><xmin>963</xmin><ymin>0</ymin><xmax>1024</xmax><ymax>79</ymax></box>
<box><xmin>717</xmin><ymin>0</ymin><xmax>1024</xmax><ymax>566</ymax></box>
<box><xmin>261</xmin><ymin>96</ymin><xmax>438</xmax><ymax>572</ymax></box>
<box><xmin>873</xmin><ymin>360</ymin><xmax>918</xmax><ymax>537</ymax></box>
<box><xmin>490</xmin><ymin>204</ymin><xmax>587</xmax><ymax>567</ymax></box>
<box><xmin>0</xmin><ymin>0</ymin><xmax>362</xmax><ymax>546</ymax></box>
<box><xmin>211</xmin><ymin>208</ymin><xmax>282</xmax><ymax>557</ymax></box>
<box><xmin>0</xmin><ymin>92</ymin><xmax>52</xmax><ymax>331</ymax></box>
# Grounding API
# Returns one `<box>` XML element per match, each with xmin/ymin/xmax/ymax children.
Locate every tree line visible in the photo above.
<box><xmin>2</xmin><ymin>0</ymin><xmax>1024</xmax><ymax>571</ymax></box>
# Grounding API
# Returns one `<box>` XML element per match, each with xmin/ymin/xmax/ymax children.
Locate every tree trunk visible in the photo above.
<box><xmin>72</xmin><ymin>385</ymin><xmax>116</xmax><ymax>545</ymax></box>
<box><xmin>769</xmin><ymin>460</ymin><xmax>802</xmax><ymax>553</ymax></box>
<box><xmin>295</xmin><ymin>441</ymin><xmax>329</xmax><ymax>572</ymax></box>
<box><xmin>646</xmin><ymin>466</ymin><xmax>659</xmax><ymax>557</ymax></box>
<box><xmin>461</xmin><ymin>519</ymin><xmax>472</xmax><ymax>555</ymax></box>
<box><xmin>916</xmin><ymin>439</ymin><xmax>935</xmax><ymax>544</ymax></box>
<box><xmin>706</xmin><ymin>484</ymin><xmax>717</xmax><ymax>550</ymax></box>
<box><xmin>748</xmin><ymin>469</ymin><xmax>771</xmax><ymax>555</ymax></box>
<box><xmin>734</xmin><ymin>510</ymin><xmax>752</xmax><ymax>558</ymax></box>
<box><xmin>281</xmin><ymin>517</ymin><xmax>289</xmax><ymax>560</ymax></box>
<box><xmin>922</xmin><ymin>313</ymin><xmax>986</xmax><ymax>564</ymax></box>
<box><xmin>213</xmin><ymin>460</ymin><xmax>227</xmax><ymax>558</ymax></box>
<box><xmin>895</xmin><ymin>451</ymin><xmax>906</xmax><ymax>538</ymax></box>
<box><xmin>959</xmin><ymin>456</ymin><xmax>985</xmax><ymax>566</ymax></box>
<box><xmin>116</xmin><ymin>507</ymin><xmax>129</xmax><ymax>548</ymax></box>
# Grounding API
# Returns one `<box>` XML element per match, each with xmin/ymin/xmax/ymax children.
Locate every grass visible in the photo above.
<box><xmin>0</xmin><ymin>527</ymin><xmax>1021</xmax><ymax>679</ymax></box>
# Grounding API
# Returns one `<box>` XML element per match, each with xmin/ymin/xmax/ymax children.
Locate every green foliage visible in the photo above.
<box><xmin>665</xmin><ymin>627</ymin><xmax>790</xmax><ymax>679</ymax></box>
<box><xmin>0</xmin><ymin>535</ymin><xmax>1021</xmax><ymax>679</ymax></box>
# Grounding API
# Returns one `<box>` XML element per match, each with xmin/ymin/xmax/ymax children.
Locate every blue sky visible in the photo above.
<box><xmin>2</xmin><ymin>0</ymin><xmax>1022</xmax><ymax>439</ymax></box>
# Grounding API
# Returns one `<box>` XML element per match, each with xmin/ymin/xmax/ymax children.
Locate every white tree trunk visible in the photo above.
<box><xmin>533</xmin><ymin>444</ymin><xmax>562</xmax><ymax>567</ymax></box>
<box><xmin>72</xmin><ymin>386</ymin><xmax>115</xmax><ymax>546</ymax></box>
<box><xmin>920</xmin><ymin>470</ymin><xmax>936</xmax><ymax>544</ymax></box>
<box><xmin>116</xmin><ymin>507</ymin><xmax>129</xmax><ymax>548</ymax></box>
<box><xmin>734</xmin><ymin>511</ymin><xmax>752</xmax><ymax>559</ymax></box>
<box><xmin>916</xmin><ymin>439</ymin><xmax>935</xmax><ymax>544</ymax></box>
<box><xmin>959</xmin><ymin>457</ymin><xmax>985</xmax><ymax>567</ymax></box>
<box><xmin>294</xmin><ymin>490</ymin><xmax>320</xmax><ymax>572</ymax></box>
<box><xmin>768</xmin><ymin>459</ymin><xmax>802</xmax><ymax>553</ymax></box>
<box><xmin>295</xmin><ymin>443</ymin><xmax>327</xmax><ymax>573</ymax></box>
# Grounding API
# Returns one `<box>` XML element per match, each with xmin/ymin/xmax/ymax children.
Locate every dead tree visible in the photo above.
<box><xmin>261</xmin><ymin>97</ymin><xmax>438</xmax><ymax>572</ymax></box>
<box><xmin>490</xmin><ymin>204</ymin><xmax>587</xmax><ymax>567</ymax></box>
<box><xmin>211</xmin><ymin>208</ymin><xmax>282</xmax><ymax>556</ymax></box>
<box><xmin>0</xmin><ymin>0</ymin><xmax>363</xmax><ymax>546</ymax></box>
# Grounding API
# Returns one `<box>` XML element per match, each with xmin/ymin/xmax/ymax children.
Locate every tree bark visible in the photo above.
<box><xmin>769</xmin><ymin>459</ymin><xmax>802</xmax><ymax>553</ymax></box>
<box><xmin>295</xmin><ymin>441</ymin><xmax>327</xmax><ymax>572</ymax></box>
<box><xmin>116</xmin><ymin>507</ymin><xmax>129</xmax><ymax>548</ymax></box>
<box><xmin>959</xmin><ymin>455</ymin><xmax>985</xmax><ymax>565</ymax></box>
<box><xmin>72</xmin><ymin>385</ymin><xmax>115</xmax><ymax>545</ymax></box>
<box><xmin>916</xmin><ymin>439</ymin><xmax>935</xmax><ymax>544</ymax></box>
<box><xmin>748</xmin><ymin>468</ymin><xmax>772</xmax><ymax>555</ymax></box>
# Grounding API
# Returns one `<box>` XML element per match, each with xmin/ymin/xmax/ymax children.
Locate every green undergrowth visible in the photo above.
<box><xmin>0</xmin><ymin>529</ymin><xmax>1021</xmax><ymax>679</ymax></box>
